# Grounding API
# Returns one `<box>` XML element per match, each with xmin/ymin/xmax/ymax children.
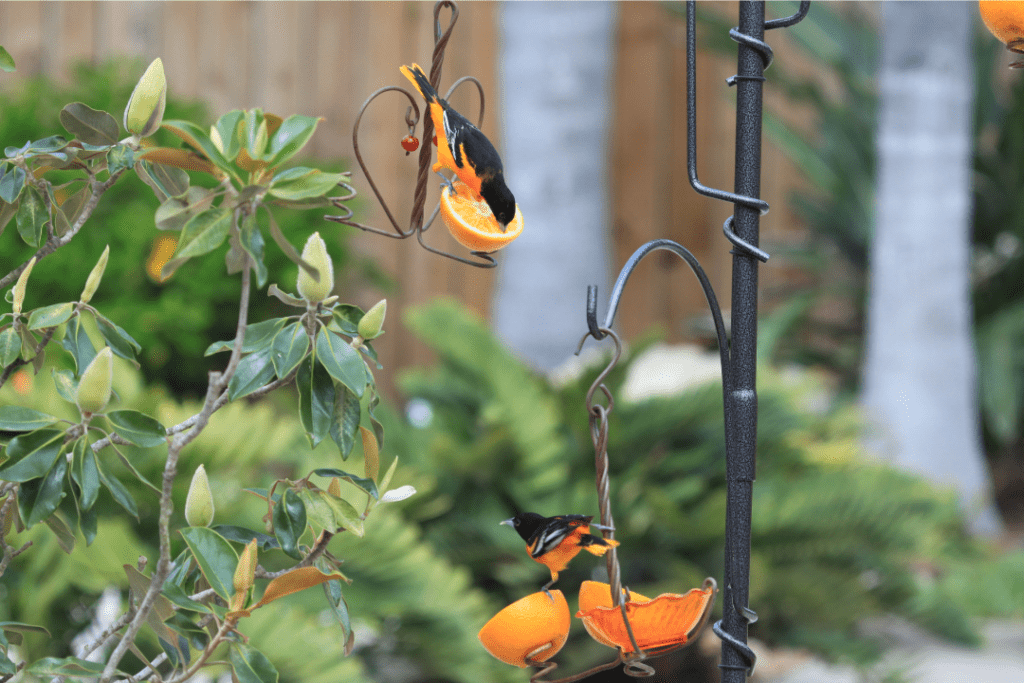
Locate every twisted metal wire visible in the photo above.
<box><xmin>325</xmin><ymin>0</ymin><xmax>497</xmax><ymax>268</ymax></box>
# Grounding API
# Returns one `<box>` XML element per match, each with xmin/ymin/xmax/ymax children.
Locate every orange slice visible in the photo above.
<box><xmin>478</xmin><ymin>590</ymin><xmax>570</xmax><ymax>667</ymax></box>
<box><xmin>980</xmin><ymin>1</ymin><xmax>1024</xmax><ymax>45</ymax></box>
<box><xmin>439</xmin><ymin>179</ymin><xmax>523</xmax><ymax>253</ymax></box>
<box><xmin>576</xmin><ymin>581</ymin><xmax>715</xmax><ymax>653</ymax></box>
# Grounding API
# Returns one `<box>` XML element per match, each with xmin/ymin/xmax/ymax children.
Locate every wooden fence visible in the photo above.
<box><xmin>0</xmin><ymin>2</ymin><xmax>817</xmax><ymax>396</ymax></box>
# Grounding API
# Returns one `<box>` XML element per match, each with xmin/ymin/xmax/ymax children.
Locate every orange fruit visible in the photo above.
<box><xmin>439</xmin><ymin>179</ymin><xmax>523</xmax><ymax>253</ymax></box>
<box><xmin>980</xmin><ymin>1</ymin><xmax>1024</xmax><ymax>44</ymax></box>
<box><xmin>576</xmin><ymin>581</ymin><xmax>715</xmax><ymax>653</ymax></box>
<box><xmin>478</xmin><ymin>590</ymin><xmax>570</xmax><ymax>667</ymax></box>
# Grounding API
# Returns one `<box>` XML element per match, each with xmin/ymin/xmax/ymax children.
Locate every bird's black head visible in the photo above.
<box><xmin>480</xmin><ymin>177</ymin><xmax>516</xmax><ymax>229</ymax></box>
<box><xmin>501</xmin><ymin>512</ymin><xmax>544</xmax><ymax>542</ymax></box>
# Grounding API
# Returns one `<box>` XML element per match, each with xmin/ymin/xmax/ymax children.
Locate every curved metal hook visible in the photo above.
<box><xmin>587</xmin><ymin>239</ymin><xmax>731</xmax><ymax>391</ymax></box>
<box><xmin>325</xmin><ymin>85</ymin><xmax>421</xmax><ymax>238</ymax></box>
<box><xmin>765</xmin><ymin>0</ymin><xmax>810</xmax><ymax>30</ymax></box>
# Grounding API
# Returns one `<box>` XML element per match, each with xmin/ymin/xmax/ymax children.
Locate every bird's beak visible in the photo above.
<box><xmin>500</xmin><ymin>518</ymin><xmax>515</xmax><ymax>527</ymax></box>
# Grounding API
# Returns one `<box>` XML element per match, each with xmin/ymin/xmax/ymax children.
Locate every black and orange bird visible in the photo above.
<box><xmin>502</xmin><ymin>512</ymin><xmax>620</xmax><ymax>595</ymax></box>
<box><xmin>399</xmin><ymin>63</ymin><xmax>516</xmax><ymax>230</ymax></box>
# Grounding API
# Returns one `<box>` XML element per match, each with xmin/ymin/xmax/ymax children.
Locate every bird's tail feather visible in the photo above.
<box><xmin>400</xmin><ymin>63</ymin><xmax>437</xmax><ymax>103</ymax></box>
<box><xmin>579</xmin><ymin>534</ymin><xmax>620</xmax><ymax>556</ymax></box>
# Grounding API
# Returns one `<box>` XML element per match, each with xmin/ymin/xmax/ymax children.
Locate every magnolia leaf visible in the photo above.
<box><xmin>161</xmin><ymin>208</ymin><xmax>232</xmax><ymax>279</ymax></box>
<box><xmin>205</xmin><ymin>318</ymin><xmax>286</xmax><ymax>356</ymax></box>
<box><xmin>0</xmin><ymin>165</ymin><xmax>26</xmax><ymax>203</ymax></box>
<box><xmin>0</xmin><ymin>46</ymin><xmax>14</xmax><ymax>72</ymax></box>
<box><xmin>360</xmin><ymin>425</ymin><xmax>379</xmax><ymax>481</ymax></box>
<box><xmin>270</xmin><ymin>321</ymin><xmax>309</xmax><ymax>379</ymax></box>
<box><xmin>179</xmin><ymin>526</ymin><xmax>238</xmax><ymax>601</ymax></box>
<box><xmin>249</xmin><ymin>567</ymin><xmax>347</xmax><ymax>611</ymax></box>
<box><xmin>315</xmin><ymin>329</ymin><xmax>365</xmax><ymax>397</ymax></box>
<box><xmin>272</xmin><ymin>489</ymin><xmax>305</xmax><ymax>560</ymax></box>
<box><xmin>229</xmin><ymin>643</ymin><xmax>279</xmax><ymax>683</ymax></box>
<box><xmin>227</xmin><ymin>346</ymin><xmax>275</xmax><ymax>400</ymax></box>
<box><xmin>16</xmin><ymin>185</ymin><xmax>46</xmax><ymax>248</ymax></box>
<box><xmin>0</xmin><ymin>406</ymin><xmax>57</xmax><ymax>432</ymax></box>
<box><xmin>27</xmin><ymin>302</ymin><xmax>75</xmax><ymax>330</ymax></box>
<box><xmin>59</xmin><ymin>103</ymin><xmax>119</xmax><ymax>146</ymax></box>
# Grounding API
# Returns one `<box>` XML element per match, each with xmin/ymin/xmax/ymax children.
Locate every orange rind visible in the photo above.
<box><xmin>980</xmin><ymin>1</ymin><xmax>1024</xmax><ymax>45</ymax></box>
<box><xmin>575</xmin><ymin>581</ymin><xmax>715</xmax><ymax>653</ymax></box>
<box><xmin>439</xmin><ymin>179</ymin><xmax>523</xmax><ymax>253</ymax></box>
<box><xmin>478</xmin><ymin>590</ymin><xmax>570</xmax><ymax>668</ymax></box>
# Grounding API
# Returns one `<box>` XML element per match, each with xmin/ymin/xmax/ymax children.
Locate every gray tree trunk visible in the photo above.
<box><xmin>492</xmin><ymin>2</ymin><xmax>618</xmax><ymax>370</ymax></box>
<box><xmin>863</xmin><ymin>1</ymin><xmax>999</xmax><ymax>534</ymax></box>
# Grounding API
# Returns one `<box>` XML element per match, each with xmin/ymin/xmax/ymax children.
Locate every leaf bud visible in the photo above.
<box><xmin>296</xmin><ymin>232</ymin><xmax>334</xmax><ymax>305</ymax></box>
<box><xmin>80</xmin><ymin>245</ymin><xmax>110</xmax><ymax>304</ymax></box>
<box><xmin>12</xmin><ymin>257</ymin><xmax>35</xmax><ymax>316</ymax></box>
<box><xmin>185</xmin><ymin>464</ymin><xmax>215</xmax><ymax>528</ymax></box>
<box><xmin>357</xmin><ymin>299</ymin><xmax>387</xmax><ymax>340</ymax></box>
<box><xmin>124</xmin><ymin>57</ymin><xmax>167</xmax><ymax>138</ymax></box>
<box><xmin>76</xmin><ymin>346</ymin><xmax>113</xmax><ymax>415</ymax></box>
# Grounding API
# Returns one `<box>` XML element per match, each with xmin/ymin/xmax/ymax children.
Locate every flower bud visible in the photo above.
<box><xmin>328</xmin><ymin>477</ymin><xmax>342</xmax><ymax>497</ymax></box>
<box><xmin>296</xmin><ymin>232</ymin><xmax>334</xmax><ymax>305</ymax></box>
<box><xmin>124</xmin><ymin>57</ymin><xmax>167</xmax><ymax>138</ymax></box>
<box><xmin>80</xmin><ymin>245</ymin><xmax>110</xmax><ymax>304</ymax></box>
<box><xmin>76</xmin><ymin>346</ymin><xmax>113</xmax><ymax>415</ymax></box>
<box><xmin>357</xmin><ymin>299</ymin><xmax>387</xmax><ymax>340</ymax></box>
<box><xmin>12</xmin><ymin>257</ymin><xmax>35</xmax><ymax>316</ymax></box>
<box><xmin>185</xmin><ymin>464</ymin><xmax>215</xmax><ymax>528</ymax></box>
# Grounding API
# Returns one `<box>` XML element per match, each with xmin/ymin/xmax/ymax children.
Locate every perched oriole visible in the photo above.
<box><xmin>400</xmin><ymin>63</ymin><xmax>517</xmax><ymax>230</ymax></box>
<box><xmin>502</xmin><ymin>512</ymin><xmax>620</xmax><ymax>594</ymax></box>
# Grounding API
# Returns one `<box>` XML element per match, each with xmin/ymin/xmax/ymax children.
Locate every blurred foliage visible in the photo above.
<box><xmin>0</xmin><ymin>355</ymin><xmax>514</xmax><ymax>683</ymax></box>
<box><xmin>0</xmin><ymin>60</ymin><xmax>363</xmax><ymax>396</ymax></box>
<box><xmin>388</xmin><ymin>300</ymin><xmax>1024</xmax><ymax>669</ymax></box>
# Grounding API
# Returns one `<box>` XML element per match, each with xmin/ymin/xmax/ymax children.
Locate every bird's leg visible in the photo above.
<box><xmin>436</xmin><ymin>170</ymin><xmax>456</xmax><ymax>195</ymax></box>
<box><xmin>542</xmin><ymin>576</ymin><xmax>557</xmax><ymax>602</ymax></box>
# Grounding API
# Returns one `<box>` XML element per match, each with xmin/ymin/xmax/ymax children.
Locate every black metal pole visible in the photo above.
<box><xmin>720</xmin><ymin>2</ymin><xmax>765</xmax><ymax>682</ymax></box>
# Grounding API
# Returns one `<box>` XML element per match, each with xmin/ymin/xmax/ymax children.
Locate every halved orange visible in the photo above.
<box><xmin>478</xmin><ymin>590</ymin><xmax>570</xmax><ymax>668</ymax></box>
<box><xmin>576</xmin><ymin>581</ymin><xmax>715</xmax><ymax>653</ymax></box>
<box><xmin>980</xmin><ymin>1</ymin><xmax>1024</xmax><ymax>45</ymax></box>
<box><xmin>439</xmin><ymin>179</ymin><xmax>523</xmax><ymax>253</ymax></box>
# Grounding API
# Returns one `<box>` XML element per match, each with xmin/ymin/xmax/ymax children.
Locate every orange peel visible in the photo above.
<box><xmin>439</xmin><ymin>179</ymin><xmax>523</xmax><ymax>253</ymax></box>
<box><xmin>980</xmin><ymin>1</ymin><xmax>1024</xmax><ymax>45</ymax></box>
<box><xmin>478</xmin><ymin>590</ymin><xmax>570</xmax><ymax>668</ymax></box>
<box><xmin>575</xmin><ymin>580</ymin><xmax>715</xmax><ymax>653</ymax></box>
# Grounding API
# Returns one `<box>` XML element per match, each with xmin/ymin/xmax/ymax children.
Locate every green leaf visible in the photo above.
<box><xmin>16</xmin><ymin>185</ymin><xmax>47</xmax><ymax>248</ymax></box>
<box><xmin>59</xmin><ymin>103</ymin><xmax>119</xmax><ymax>146</ymax></box>
<box><xmin>244</xmin><ymin>111</ymin><xmax>269</xmax><ymax>160</ymax></box>
<box><xmin>70</xmin><ymin>438</ymin><xmax>100</xmax><ymax>510</ymax></box>
<box><xmin>0</xmin><ymin>46</ymin><xmax>15</xmax><ymax>73</ymax></box>
<box><xmin>329</xmin><ymin>383</ymin><xmax>360</xmax><ymax>459</ymax></box>
<box><xmin>272</xmin><ymin>489</ymin><xmax>305</xmax><ymax>560</ymax></box>
<box><xmin>161</xmin><ymin>119</ymin><xmax>235</xmax><ymax>177</ymax></box>
<box><xmin>96</xmin><ymin>314</ymin><xmax>142</xmax><ymax>363</ymax></box>
<box><xmin>27</xmin><ymin>656</ymin><xmax>121</xmax><ymax>678</ymax></box>
<box><xmin>55</xmin><ymin>186</ymin><xmax>88</xmax><ymax>237</ymax></box>
<box><xmin>206</xmin><ymin>318</ymin><xmax>287</xmax><ymax>356</ymax></box>
<box><xmin>239</xmin><ymin>213</ymin><xmax>268</xmax><ymax>288</ymax></box>
<box><xmin>0</xmin><ymin>165</ymin><xmax>25</xmax><ymax>203</ymax></box>
<box><xmin>313</xmin><ymin>468</ymin><xmax>378</xmax><ymax>500</ymax></box>
<box><xmin>266</xmin><ymin>115</ymin><xmax>321</xmax><ymax>167</ymax></box>
<box><xmin>0</xmin><ymin>622</ymin><xmax>50</xmax><ymax>643</ymax></box>
<box><xmin>211</xmin><ymin>525</ymin><xmax>279</xmax><ymax>551</ymax></box>
<box><xmin>331</xmin><ymin>305</ymin><xmax>364</xmax><ymax>336</ymax></box>
<box><xmin>27</xmin><ymin>302</ymin><xmax>75</xmax><ymax>330</ymax></box>
<box><xmin>0</xmin><ymin>429</ymin><xmax>64</xmax><ymax>482</ymax></box>
<box><xmin>19</xmin><ymin>453</ymin><xmax>68</xmax><ymax>527</ymax></box>
<box><xmin>97</xmin><ymin>458</ymin><xmax>138</xmax><ymax>518</ymax></box>
<box><xmin>315</xmin><ymin>329</ymin><xmax>365</xmax><ymax>397</ymax></box>
<box><xmin>162</xmin><ymin>208</ymin><xmax>232</xmax><ymax>279</ymax></box>
<box><xmin>155</xmin><ymin>188</ymin><xmax>214</xmax><ymax>231</ymax></box>
<box><xmin>229</xmin><ymin>643</ymin><xmax>279</xmax><ymax>683</ymax></box>
<box><xmin>106</xmin><ymin>144</ymin><xmax>135</xmax><ymax>176</ymax></box>
<box><xmin>265</xmin><ymin>208</ymin><xmax>317</xmax><ymax>278</ymax></box>
<box><xmin>25</xmin><ymin>136</ymin><xmax>70</xmax><ymax>155</ymax></box>
<box><xmin>297</xmin><ymin>358</ymin><xmax>334</xmax><ymax>448</ymax></box>
<box><xmin>0</xmin><ymin>197</ymin><xmax>19</xmax><ymax>236</ymax></box>
<box><xmin>0</xmin><ymin>406</ymin><xmax>57</xmax><ymax>431</ymax></box>
<box><xmin>78</xmin><ymin>504</ymin><xmax>97</xmax><ymax>546</ymax></box>
<box><xmin>107</xmin><ymin>410</ymin><xmax>167</xmax><ymax>447</ymax></box>
<box><xmin>0</xmin><ymin>326</ymin><xmax>20</xmax><ymax>367</ymax></box>
<box><xmin>366</xmin><ymin>388</ymin><xmax>385</xmax><ymax>450</ymax></box>
<box><xmin>146</xmin><ymin>161</ymin><xmax>190</xmax><ymax>199</ymax></box>
<box><xmin>271</xmin><ymin>322</ymin><xmax>309</xmax><ymax>379</ymax></box>
<box><xmin>227</xmin><ymin>346</ymin><xmax>276</xmax><ymax>400</ymax></box>
<box><xmin>297</xmin><ymin>488</ymin><xmax>363</xmax><ymax>537</ymax></box>
<box><xmin>160</xmin><ymin>581</ymin><xmax>213</xmax><ymax>614</ymax></box>
<box><xmin>61</xmin><ymin>315</ymin><xmax>96</xmax><ymax>375</ymax></box>
<box><xmin>324</xmin><ymin>579</ymin><xmax>351</xmax><ymax>640</ymax></box>
<box><xmin>214</xmin><ymin>110</ymin><xmax>245</xmax><ymax>162</ymax></box>
<box><xmin>179</xmin><ymin>526</ymin><xmax>238</xmax><ymax>601</ymax></box>
<box><xmin>44</xmin><ymin>513</ymin><xmax>76</xmax><ymax>553</ymax></box>
<box><xmin>268</xmin><ymin>167</ymin><xmax>345</xmax><ymax>201</ymax></box>
<box><xmin>52</xmin><ymin>368</ymin><xmax>77</xmax><ymax>403</ymax></box>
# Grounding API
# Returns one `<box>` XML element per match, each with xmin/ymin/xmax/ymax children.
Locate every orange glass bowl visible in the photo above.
<box><xmin>478</xmin><ymin>590</ymin><xmax>570</xmax><ymax>668</ymax></box>
<box><xmin>576</xmin><ymin>580</ymin><xmax>715</xmax><ymax>653</ymax></box>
